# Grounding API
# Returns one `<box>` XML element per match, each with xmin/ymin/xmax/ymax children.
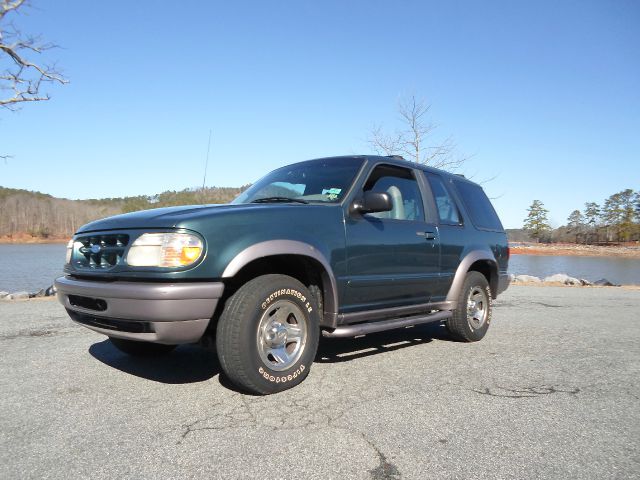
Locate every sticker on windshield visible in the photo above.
<box><xmin>322</xmin><ymin>187</ymin><xmax>342</xmax><ymax>200</ymax></box>
<box><xmin>322</xmin><ymin>188</ymin><xmax>342</xmax><ymax>200</ymax></box>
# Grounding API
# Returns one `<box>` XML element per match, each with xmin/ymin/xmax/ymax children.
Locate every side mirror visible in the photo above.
<box><xmin>350</xmin><ymin>191</ymin><xmax>393</xmax><ymax>215</ymax></box>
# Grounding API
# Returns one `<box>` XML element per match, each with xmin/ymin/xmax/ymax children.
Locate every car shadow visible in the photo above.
<box><xmin>316</xmin><ymin>322</ymin><xmax>451</xmax><ymax>363</ymax></box>
<box><xmin>88</xmin><ymin>322</ymin><xmax>453</xmax><ymax>386</ymax></box>
<box><xmin>89</xmin><ymin>339</ymin><xmax>220</xmax><ymax>384</ymax></box>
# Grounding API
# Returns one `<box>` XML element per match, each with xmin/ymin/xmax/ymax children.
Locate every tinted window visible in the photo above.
<box><xmin>426</xmin><ymin>175</ymin><xmax>461</xmax><ymax>225</ymax></box>
<box><xmin>453</xmin><ymin>180</ymin><xmax>503</xmax><ymax>231</ymax></box>
<box><xmin>232</xmin><ymin>158</ymin><xmax>364</xmax><ymax>204</ymax></box>
<box><xmin>363</xmin><ymin>165</ymin><xmax>424</xmax><ymax>221</ymax></box>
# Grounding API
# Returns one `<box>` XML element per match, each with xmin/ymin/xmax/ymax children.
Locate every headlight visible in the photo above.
<box><xmin>126</xmin><ymin>233</ymin><xmax>204</xmax><ymax>268</ymax></box>
<box><xmin>65</xmin><ymin>239</ymin><xmax>74</xmax><ymax>264</ymax></box>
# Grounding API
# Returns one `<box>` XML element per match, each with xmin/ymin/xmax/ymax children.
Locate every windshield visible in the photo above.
<box><xmin>232</xmin><ymin>157</ymin><xmax>364</xmax><ymax>204</ymax></box>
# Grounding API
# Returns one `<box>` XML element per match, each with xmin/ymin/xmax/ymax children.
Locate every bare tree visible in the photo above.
<box><xmin>1</xmin><ymin>0</ymin><xmax>68</xmax><ymax>111</ymax></box>
<box><xmin>369</xmin><ymin>95</ymin><xmax>466</xmax><ymax>170</ymax></box>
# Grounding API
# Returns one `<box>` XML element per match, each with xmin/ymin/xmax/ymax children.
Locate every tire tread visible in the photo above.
<box><xmin>216</xmin><ymin>274</ymin><xmax>318</xmax><ymax>394</ymax></box>
<box><xmin>446</xmin><ymin>271</ymin><xmax>491</xmax><ymax>342</ymax></box>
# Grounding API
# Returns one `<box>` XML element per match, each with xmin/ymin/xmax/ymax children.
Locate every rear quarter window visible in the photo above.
<box><xmin>452</xmin><ymin>180</ymin><xmax>504</xmax><ymax>231</ymax></box>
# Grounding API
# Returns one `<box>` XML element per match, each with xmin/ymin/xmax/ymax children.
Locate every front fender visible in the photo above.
<box><xmin>222</xmin><ymin>240</ymin><xmax>340</xmax><ymax>328</ymax></box>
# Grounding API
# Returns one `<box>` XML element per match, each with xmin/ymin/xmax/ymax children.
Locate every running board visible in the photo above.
<box><xmin>322</xmin><ymin>310</ymin><xmax>453</xmax><ymax>338</ymax></box>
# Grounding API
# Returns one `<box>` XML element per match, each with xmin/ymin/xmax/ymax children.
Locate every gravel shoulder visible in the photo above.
<box><xmin>1</xmin><ymin>286</ymin><xmax>639</xmax><ymax>479</ymax></box>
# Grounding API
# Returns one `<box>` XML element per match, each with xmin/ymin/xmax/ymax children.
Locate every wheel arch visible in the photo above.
<box><xmin>221</xmin><ymin>240</ymin><xmax>339</xmax><ymax>328</ymax></box>
<box><xmin>445</xmin><ymin>250</ymin><xmax>499</xmax><ymax>302</ymax></box>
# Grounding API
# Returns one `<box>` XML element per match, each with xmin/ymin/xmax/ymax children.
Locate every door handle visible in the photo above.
<box><xmin>417</xmin><ymin>231</ymin><xmax>436</xmax><ymax>240</ymax></box>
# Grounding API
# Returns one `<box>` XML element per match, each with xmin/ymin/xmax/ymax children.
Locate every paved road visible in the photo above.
<box><xmin>1</xmin><ymin>286</ymin><xmax>639</xmax><ymax>479</ymax></box>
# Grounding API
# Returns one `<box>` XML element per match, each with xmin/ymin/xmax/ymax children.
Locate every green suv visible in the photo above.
<box><xmin>56</xmin><ymin>155</ymin><xmax>509</xmax><ymax>394</ymax></box>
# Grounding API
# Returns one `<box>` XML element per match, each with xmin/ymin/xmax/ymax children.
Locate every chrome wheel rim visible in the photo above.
<box><xmin>256</xmin><ymin>299</ymin><xmax>308</xmax><ymax>371</ymax></box>
<box><xmin>467</xmin><ymin>286</ymin><xmax>489</xmax><ymax>330</ymax></box>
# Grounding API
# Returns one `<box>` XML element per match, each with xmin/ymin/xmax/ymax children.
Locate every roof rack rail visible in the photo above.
<box><xmin>386</xmin><ymin>155</ymin><xmax>405</xmax><ymax>160</ymax></box>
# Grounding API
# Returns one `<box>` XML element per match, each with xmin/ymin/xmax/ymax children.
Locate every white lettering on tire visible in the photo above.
<box><xmin>261</xmin><ymin>288</ymin><xmax>312</xmax><ymax>312</ymax></box>
<box><xmin>258</xmin><ymin>363</ymin><xmax>306</xmax><ymax>383</ymax></box>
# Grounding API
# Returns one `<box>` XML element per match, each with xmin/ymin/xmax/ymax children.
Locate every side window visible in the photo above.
<box><xmin>453</xmin><ymin>180</ymin><xmax>503</xmax><ymax>231</ymax></box>
<box><xmin>427</xmin><ymin>175</ymin><xmax>461</xmax><ymax>225</ymax></box>
<box><xmin>363</xmin><ymin>165</ymin><xmax>424</xmax><ymax>221</ymax></box>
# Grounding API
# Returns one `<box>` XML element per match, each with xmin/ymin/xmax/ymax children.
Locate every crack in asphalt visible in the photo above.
<box><xmin>366</xmin><ymin>436</ymin><xmax>401</xmax><ymax>480</ymax></box>
<box><xmin>472</xmin><ymin>385</ymin><xmax>581</xmax><ymax>398</ymax></box>
<box><xmin>178</xmin><ymin>418</ymin><xmax>230</xmax><ymax>443</ymax></box>
<box><xmin>176</xmin><ymin>399</ymin><xmax>257</xmax><ymax>444</ymax></box>
<box><xmin>175</xmin><ymin>372</ymin><xmax>402</xmax><ymax>478</ymax></box>
<box><xmin>532</xmin><ymin>302</ymin><xmax>564</xmax><ymax>308</ymax></box>
<box><xmin>0</xmin><ymin>328</ymin><xmax>62</xmax><ymax>340</ymax></box>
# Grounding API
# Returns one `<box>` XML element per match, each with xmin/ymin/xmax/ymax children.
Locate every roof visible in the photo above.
<box><xmin>300</xmin><ymin>155</ymin><xmax>481</xmax><ymax>187</ymax></box>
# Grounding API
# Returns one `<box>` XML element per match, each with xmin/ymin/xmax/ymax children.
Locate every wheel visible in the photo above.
<box><xmin>446</xmin><ymin>271</ymin><xmax>492</xmax><ymax>342</ymax></box>
<box><xmin>109</xmin><ymin>337</ymin><xmax>176</xmax><ymax>356</ymax></box>
<box><xmin>216</xmin><ymin>274</ymin><xmax>320</xmax><ymax>394</ymax></box>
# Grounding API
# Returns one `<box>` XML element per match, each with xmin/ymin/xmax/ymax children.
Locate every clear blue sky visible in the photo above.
<box><xmin>1</xmin><ymin>0</ymin><xmax>638</xmax><ymax>228</ymax></box>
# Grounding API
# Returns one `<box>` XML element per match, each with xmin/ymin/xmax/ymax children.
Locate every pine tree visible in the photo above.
<box><xmin>567</xmin><ymin>210</ymin><xmax>584</xmax><ymax>242</ymax></box>
<box><xmin>523</xmin><ymin>200</ymin><xmax>551</xmax><ymax>242</ymax></box>
<box><xmin>618</xmin><ymin>189</ymin><xmax>636</xmax><ymax>241</ymax></box>
<box><xmin>567</xmin><ymin>210</ymin><xmax>584</xmax><ymax>229</ymax></box>
<box><xmin>583</xmin><ymin>202</ymin><xmax>600</xmax><ymax>227</ymax></box>
<box><xmin>583</xmin><ymin>201</ymin><xmax>601</xmax><ymax>244</ymax></box>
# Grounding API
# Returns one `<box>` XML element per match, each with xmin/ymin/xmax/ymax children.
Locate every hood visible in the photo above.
<box><xmin>76</xmin><ymin>202</ymin><xmax>314</xmax><ymax>233</ymax></box>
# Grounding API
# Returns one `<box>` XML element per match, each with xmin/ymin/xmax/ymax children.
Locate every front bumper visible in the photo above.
<box><xmin>55</xmin><ymin>276</ymin><xmax>224</xmax><ymax>344</ymax></box>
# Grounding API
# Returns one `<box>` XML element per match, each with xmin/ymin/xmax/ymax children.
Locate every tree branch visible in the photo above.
<box><xmin>368</xmin><ymin>94</ymin><xmax>468</xmax><ymax>171</ymax></box>
<box><xmin>1</xmin><ymin>0</ymin><xmax>68</xmax><ymax>111</ymax></box>
<box><xmin>368</xmin><ymin>124</ymin><xmax>404</xmax><ymax>157</ymax></box>
<box><xmin>0</xmin><ymin>0</ymin><xmax>25</xmax><ymax>19</ymax></box>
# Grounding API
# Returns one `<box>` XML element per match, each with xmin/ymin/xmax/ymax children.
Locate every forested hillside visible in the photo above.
<box><xmin>0</xmin><ymin>186</ymin><xmax>246</xmax><ymax>240</ymax></box>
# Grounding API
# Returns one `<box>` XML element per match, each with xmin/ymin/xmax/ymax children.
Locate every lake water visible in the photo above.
<box><xmin>508</xmin><ymin>254</ymin><xmax>640</xmax><ymax>285</ymax></box>
<box><xmin>1</xmin><ymin>244</ymin><xmax>639</xmax><ymax>293</ymax></box>
<box><xmin>0</xmin><ymin>244</ymin><xmax>67</xmax><ymax>293</ymax></box>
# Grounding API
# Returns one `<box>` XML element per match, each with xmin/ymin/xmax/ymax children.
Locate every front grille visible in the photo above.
<box><xmin>72</xmin><ymin>234</ymin><xmax>129</xmax><ymax>270</ymax></box>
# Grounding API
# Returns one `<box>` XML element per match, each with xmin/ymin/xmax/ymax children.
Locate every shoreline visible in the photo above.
<box><xmin>510</xmin><ymin>281</ymin><xmax>640</xmax><ymax>291</ymax></box>
<box><xmin>510</xmin><ymin>242</ymin><xmax>640</xmax><ymax>258</ymax></box>
<box><xmin>0</xmin><ymin>235</ymin><xmax>67</xmax><ymax>245</ymax></box>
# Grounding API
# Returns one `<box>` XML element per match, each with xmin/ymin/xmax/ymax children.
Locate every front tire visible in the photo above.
<box><xmin>109</xmin><ymin>337</ymin><xmax>176</xmax><ymax>356</ymax></box>
<box><xmin>446</xmin><ymin>271</ymin><xmax>492</xmax><ymax>342</ymax></box>
<box><xmin>216</xmin><ymin>274</ymin><xmax>320</xmax><ymax>395</ymax></box>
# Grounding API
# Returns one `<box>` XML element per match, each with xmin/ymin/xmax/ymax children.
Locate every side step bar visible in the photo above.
<box><xmin>322</xmin><ymin>310</ymin><xmax>453</xmax><ymax>338</ymax></box>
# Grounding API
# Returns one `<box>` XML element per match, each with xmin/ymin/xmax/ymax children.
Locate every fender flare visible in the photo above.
<box><xmin>445</xmin><ymin>250</ymin><xmax>498</xmax><ymax>303</ymax></box>
<box><xmin>222</xmin><ymin>240</ymin><xmax>339</xmax><ymax>327</ymax></box>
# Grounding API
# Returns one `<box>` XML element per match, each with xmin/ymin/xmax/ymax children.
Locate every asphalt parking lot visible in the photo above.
<box><xmin>1</xmin><ymin>285</ymin><xmax>639</xmax><ymax>479</ymax></box>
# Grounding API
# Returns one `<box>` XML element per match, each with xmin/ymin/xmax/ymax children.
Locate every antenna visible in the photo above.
<box><xmin>202</xmin><ymin>129</ymin><xmax>212</xmax><ymax>191</ymax></box>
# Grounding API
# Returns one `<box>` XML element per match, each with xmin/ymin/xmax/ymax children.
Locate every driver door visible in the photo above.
<box><xmin>342</xmin><ymin>164</ymin><xmax>441</xmax><ymax>313</ymax></box>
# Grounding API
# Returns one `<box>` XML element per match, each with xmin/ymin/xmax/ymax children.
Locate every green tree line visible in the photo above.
<box><xmin>523</xmin><ymin>188</ymin><xmax>640</xmax><ymax>243</ymax></box>
<box><xmin>0</xmin><ymin>185</ymin><xmax>247</xmax><ymax>239</ymax></box>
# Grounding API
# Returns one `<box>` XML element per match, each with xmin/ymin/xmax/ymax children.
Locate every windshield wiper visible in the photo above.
<box><xmin>250</xmin><ymin>196</ymin><xmax>309</xmax><ymax>204</ymax></box>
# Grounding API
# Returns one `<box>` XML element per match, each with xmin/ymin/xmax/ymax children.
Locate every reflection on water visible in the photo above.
<box><xmin>509</xmin><ymin>254</ymin><xmax>640</xmax><ymax>285</ymax></box>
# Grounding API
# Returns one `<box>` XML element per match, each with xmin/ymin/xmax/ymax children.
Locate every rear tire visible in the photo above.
<box><xmin>216</xmin><ymin>274</ymin><xmax>320</xmax><ymax>395</ymax></box>
<box><xmin>446</xmin><ymin>271</ymin><xmax>492</xmax><ymax>342</ymax></box>
<box><xmin>109</xmin><ymin>337</ymin><xmax>176</xmax><ymax>356</ymax></box>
